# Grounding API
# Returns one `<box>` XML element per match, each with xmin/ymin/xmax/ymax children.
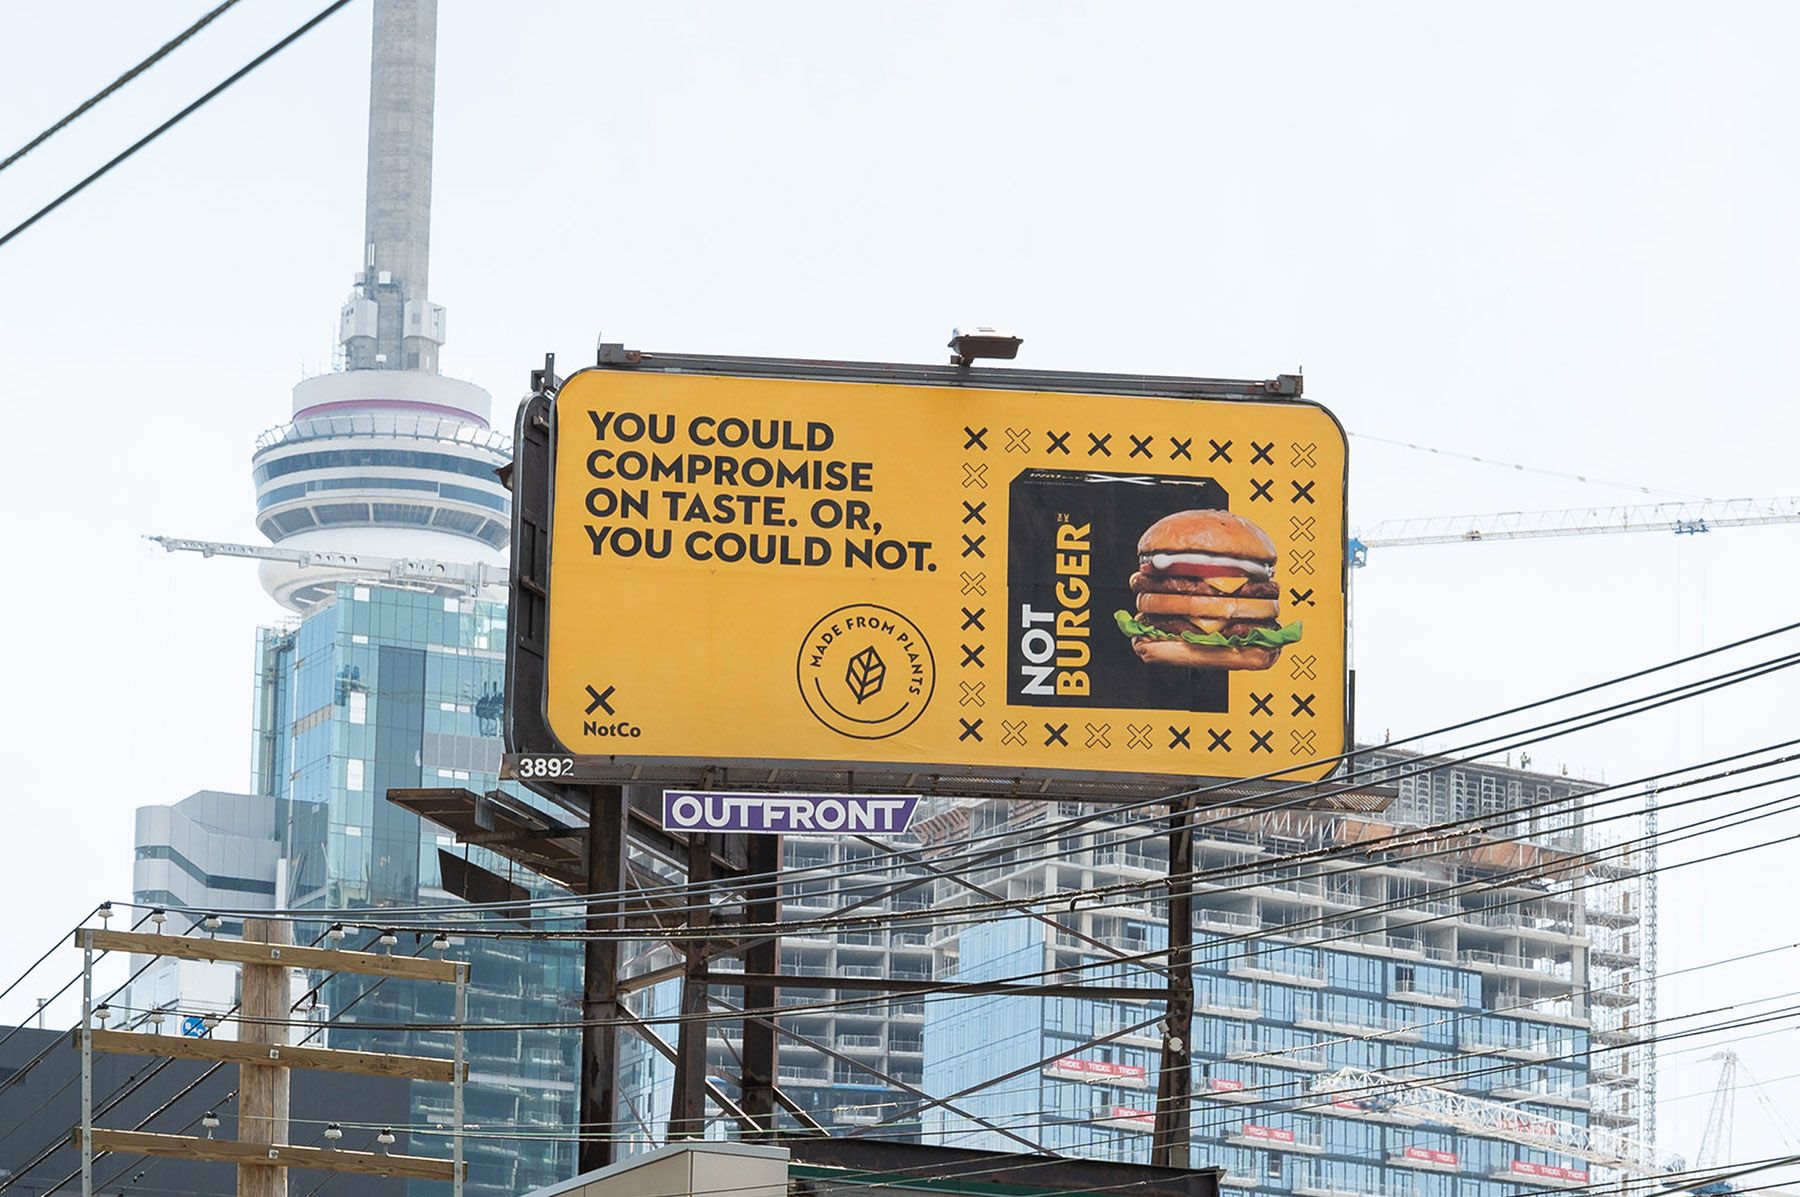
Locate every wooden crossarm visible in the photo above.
<box><xmin>72</xmin><ymin>1128</ymin><xmax>459</xmax><ymax>1181</ymax></box>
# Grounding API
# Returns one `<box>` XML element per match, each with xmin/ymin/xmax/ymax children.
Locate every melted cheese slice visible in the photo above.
<box><xmin>1208</xmin><ymin>576</ymin><xmax>1249</xmax><ymax>594</ymax></box>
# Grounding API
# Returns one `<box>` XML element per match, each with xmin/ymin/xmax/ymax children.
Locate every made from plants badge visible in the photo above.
<box><xmin>796</xmin><ymin>604</ymin><xmax>935</xmax><ymax>739</ymax></box>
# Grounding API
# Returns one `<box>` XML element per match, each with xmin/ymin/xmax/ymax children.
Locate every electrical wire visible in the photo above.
<box><xmin>24</xmin><ymin>922</ymin><xmax>1800</xmax><ymax>1192</ymax></box>
<box><xmin>0</xmin><ymin>916</ymin><xmax>310</xmax><ymax>1165</ymax></box>
<box><xmin>0</xmin><ymin>903</ymin><xmax>103</xmax><ymax>1006</ymax></box>
<box><xmin>0</xmin><ymin>0</ymin><xmax>243</xmax><ymax>175</ymax></box>
<box><xmin>19</xmin><ymin>629</ymin><xmax>1800</xmax><ymax>1183</ymax></box>
<box><xmin>101</xmin><ymin>796</ymin><xmax>1800</xmax><ymax>1038</ymax></box>
<box><xmin>136</xmin><ymin>633</ymin><xmax>1800</xmax><ymax>930</ymax></box>
<box><xmin>3</xmin><ymin>930</ymin><xmax>403</xmax><ymax>1195</ymax></box>
<box><xmin>0</xmin><ymin>908</ymin><xmax>169</xmax><ymax>1104</ymax></box>
<box><xmin>190</xmin><ymin>731</ymin><xmax>1800</xmax><ymax>957</ymax></box>
<box><xmin>1349</xmin><ymin>432</ymin><xmax>1710</xmax><ymax>500</ymax></box>
<box><xmin>129</xmin><ymin>616</ymin><xmax>1800</xmax><ymax>923</ymax></box>
<box><xmin>102</xmin><ymin>787</ymin><xmax>1767</xmax><ymax>1038</ymax></box>
<box><xmin>0</xmin><ymin>0</ymin><xmax>354</xmax><ymax>252</ymax></box>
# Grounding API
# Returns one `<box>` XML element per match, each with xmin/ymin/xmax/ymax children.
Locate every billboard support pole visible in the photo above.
<box><xmin>1152</xmin><ymin>795</ymin><xmax>1195</xmax><ymax>1167</ymax></box>
<box><xmin>669</xmin><ymin>831</ymin><xmax>712</xmax><ymax>1138</ymax></box>
<box><xmin>580</xmin><ymin>787</ymin><xmax>625</xmax><ymax>1172</ymax></box>
<box><xmin>739</xmin><ymin>834</ymin><xmax>781</xmax><ymax>1136</ymax></box>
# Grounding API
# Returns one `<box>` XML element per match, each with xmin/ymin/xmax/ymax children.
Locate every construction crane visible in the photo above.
<box><xmin>1694</xmin><ymin>1051</ymin><xmax>1740</xmax><ymax>1182</ymax></box>
<box><xmin>144</xmin><ymin>535</ymin><xmax>506</xmax><ymax>599</ymax></box>
<box><xmin>156</xmin><ymin>495</ymin><xmax>1800</xmax><ymax>585</ymax></box>
<box><xmin>1312</xmin><ymin>1066</ymin><xmax>1665</xmax><ymax>1177</ymax></box>
<box><xmin>1350</xmin><ymin>497</ymin><xmax>1800</xmax><ymax>567</ymax></box>
<box><xmin>1673</xmin><ymin>1050</ymin><xmax>1800</xmax><ymax>1197</ymax></box>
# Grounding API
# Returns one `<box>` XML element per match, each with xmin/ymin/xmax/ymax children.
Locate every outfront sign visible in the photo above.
<box><xmin>535</xmin><ymin>361</ymin><xmax>1347</xmax><ymax>787</ymax></box>
<box><xmin>661</xmin><ymin>790</ymin><xmax>920</xmax><ymax>836</ymax></box>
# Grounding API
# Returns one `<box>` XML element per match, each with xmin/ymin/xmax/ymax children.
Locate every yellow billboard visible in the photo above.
<box><xmin>542</xmin><ymin>367</ymin><xmax>1347</xmax><ymax>784</ymax></box>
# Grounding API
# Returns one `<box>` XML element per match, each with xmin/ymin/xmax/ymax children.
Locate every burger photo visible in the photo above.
<box><xmin>1113</xmin><ymin>508</ymin><xmax>1303</xmax><ymax>670</ymax></box>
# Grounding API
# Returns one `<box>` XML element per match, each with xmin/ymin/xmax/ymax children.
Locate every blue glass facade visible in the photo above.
<box><xmin>253</xmin><ymin>583</ymin><xmax>579</xmax><ymax>1195</ymax></box>
<box><xmin>928</xmin><ymin>918</ymin><xmax>1596</xmax><ymax>1195</ymax></box>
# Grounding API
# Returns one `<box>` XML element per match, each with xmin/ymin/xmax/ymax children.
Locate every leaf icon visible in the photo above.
<box><xmin>845</xmin><ymin>646</ymin><xmax>887</xmax><ymax>704</ymax></box>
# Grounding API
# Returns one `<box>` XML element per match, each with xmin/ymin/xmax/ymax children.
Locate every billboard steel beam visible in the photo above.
<box><xmin>1153</xmin><ymin>797</ymin><xmax>1196</xmax><ymax>1167</ymax></box>
<box><xmin>579</xmin><ymin>789</ymin><xmax>626</xmax><ymax>1174</ymax></box>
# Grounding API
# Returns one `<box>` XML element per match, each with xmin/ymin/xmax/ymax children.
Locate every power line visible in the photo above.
<box><xmin>29</xmin><ymin>817</ymin><xmax>1792</xmax><ymax>1192</ymax></box>
<box><xmin>87</xmin><ymin>735</ymin><xmax>1799</xmax><ymax>1048</ymax></box>
<box><xmin>353</xmin><ymin>738</ymin><xmax>1800</xmax><ymax>944</ymax></box>
<box><xmin>82</xmin><ymin>933</ymin><xmax>443</xmax><ymax>1197</ymax></box>
<box><xmin>0</xmin><ymin>900</ymin><xmax>102</xmax><ymax>1000</ymax></box>
<box><xmin>31</xmin><ymin>853</ymin><xmax>1800</xmax><ymax>1180</ymax></box>
<box><xmin>143</xmin><ymin>624</ymin><xmax>1800</xmax><ymax>925</ymax></box>
<box><xmin>1</xmin><ymin>927</ymin><xmax>392</xmax><ymax>1194</ymax></box>
<box><xmin>0</xmin><ymin>0</ymin><xmax>243</xmax><ymax>176</ymax></box>
<box><xmin>105</xmin><ymin>798</ymin><xmax>1800</xmax><ymax>1038</ymax></box>
<box><xmin>1350</xmin><ymin>431</ymin><xmax>1709</xmax><ymax>500</ymax></box>
<box><xmin>0</xmin><ymin>0</ymin><xmax>355</xmax><ymax>252</ymax></box>
<box><xmin>26</xmin><ymin>613</ymin><xmax>1796</xmax><ymax>1177</ymax></box>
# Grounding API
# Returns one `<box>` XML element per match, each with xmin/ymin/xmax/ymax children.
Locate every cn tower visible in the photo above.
<box><xmin>249</xmin><ymin>0</ymin><xmax>509</xmax><ymax>611</ymax></box>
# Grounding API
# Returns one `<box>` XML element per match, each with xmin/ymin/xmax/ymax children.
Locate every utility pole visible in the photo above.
<box><xmin>70</xmin><ymin>922</ymin><xmax>467</xmax><ymax>1189</ymax></box>
<box><xmin>238</xmin><ymin>917</ymin><xmax>293</xmax><ymax>1197</ymax></box>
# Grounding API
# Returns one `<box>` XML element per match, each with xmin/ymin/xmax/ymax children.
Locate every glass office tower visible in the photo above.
<box><xmin>254</xmin><ymin>583</ymin><xmax>580</xmax><ymax>1195</ymax></box>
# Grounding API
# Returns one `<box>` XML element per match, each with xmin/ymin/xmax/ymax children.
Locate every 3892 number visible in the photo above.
<box><xmin>515</xmin><ymin>755</ymin><xmax>575</xmax><ymax>779</ymax></box>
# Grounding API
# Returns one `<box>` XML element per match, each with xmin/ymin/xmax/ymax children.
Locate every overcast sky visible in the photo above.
<box><xmin>3</xmin><ymin>0</ymin><xmax>1798</xmax><ymax>1168</ymax></box>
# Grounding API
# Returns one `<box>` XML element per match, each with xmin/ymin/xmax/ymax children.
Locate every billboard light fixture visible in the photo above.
<box><xmin>948</xmin><ymin>326</ymin><xmax>1022</xmax><ymax>366</ymax></box>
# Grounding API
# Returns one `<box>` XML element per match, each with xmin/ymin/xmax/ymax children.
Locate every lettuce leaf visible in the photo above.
<box><xmin>1114</xmin><ymin>610</ymin><xmax>1305</xmax><ymax>650</ymax></box>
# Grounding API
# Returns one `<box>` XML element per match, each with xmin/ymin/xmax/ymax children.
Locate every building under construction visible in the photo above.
<box><xmin>915</xmin><ymin>747</ymin><xmax>1657</xmax><ymax>1196</ymax></box>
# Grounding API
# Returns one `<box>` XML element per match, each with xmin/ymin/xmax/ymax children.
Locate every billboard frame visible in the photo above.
<box><xmin>504</xmin><ymin>346</ymin><xmax>1351</xmax><ymax>801</ymax></box>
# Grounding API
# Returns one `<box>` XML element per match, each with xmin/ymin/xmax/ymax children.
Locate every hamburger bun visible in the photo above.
<box><xmin>1134</xmin><ymin>593</ymin><xmax>1281</xmax><ymax>622</ymax></box>
<box><xmin>1130</xmin><ymin>638</ymin><xmax>1280</xmax><ymax>671</ymax></box>
<box><xmin>1137</xmin><ymin>508</ymin><xmax>1276</xmax><ymax>562</ymax></box>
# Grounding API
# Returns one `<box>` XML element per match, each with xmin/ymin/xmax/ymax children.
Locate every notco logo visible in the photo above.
<box><xmin>582</xmin><ymin>720</ymin><xmax>643</xmax><ymax>738</ymax></box>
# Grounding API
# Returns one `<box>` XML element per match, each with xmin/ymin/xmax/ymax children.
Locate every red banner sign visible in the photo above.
<box><xmin>1511</xmin><ymin>1161</ymin><xmax>1589</xmax><ymax>1183</ymax></box>
<box><xmin>1044</xmin><ymin>1057</ymin><xmax>1147</xmax><ymax>1082</ymax></box>
<box><xmin>1404</xmin><ymin>1147</ymin><xmax>1459</xmax><ymax>1166</ymax></box>
<box><xmin>1243</xmin><ymin>1124</ymin><xmax>1297</xmax><ymax>1143</ymax></box>
<box><xmin>1102</xmin><ymin>1106</ymin><xmax>1156</xmax><ymax>1131</ymax></box>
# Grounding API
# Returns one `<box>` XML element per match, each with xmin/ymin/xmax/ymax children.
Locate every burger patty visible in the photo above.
<box><xmin>1130</xmin><ymin>572</ymin><xmax>1279</xmax><ymax>599</ymax></box>
<box><xmin>1139</xmin><ymin>616</ymin><xmax>1274</xmax><ymax>640</ymax></box>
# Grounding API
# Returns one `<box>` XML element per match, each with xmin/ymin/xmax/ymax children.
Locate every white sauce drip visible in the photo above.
<box><xmin>1144</xmin><ymin>551</ymin><xmax>1272</xmax><ymax>579</ymax></box>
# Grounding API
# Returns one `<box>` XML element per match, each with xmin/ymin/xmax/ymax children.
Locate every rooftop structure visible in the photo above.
<box><xmin>122</xmin><ymin>790</ymin><xmax>289</xmax><ymax>1040</ymax></box>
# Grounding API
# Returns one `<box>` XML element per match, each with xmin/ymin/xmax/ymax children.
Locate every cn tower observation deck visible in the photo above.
<box><xmin>250</xmin><ymin>0</ymin><xmax>509</xmax><ymax>612</ymax></box>
<box><xmin>249</xmin><ymin>371</ymin><xmax>511</xmax><ymax>611</ymax></box>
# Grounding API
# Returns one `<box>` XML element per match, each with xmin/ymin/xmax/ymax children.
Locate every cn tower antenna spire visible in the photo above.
<box><xmin>340</xmin><ymin>0</ymin><xmax>445</xmax><ymax>374</ymax></box>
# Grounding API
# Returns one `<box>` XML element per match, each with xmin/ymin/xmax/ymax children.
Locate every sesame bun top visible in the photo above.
<box><xmin>1136</xmin><ymin>509</ymin><xmax>1277</xmax><ymax>562</ymax></box>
